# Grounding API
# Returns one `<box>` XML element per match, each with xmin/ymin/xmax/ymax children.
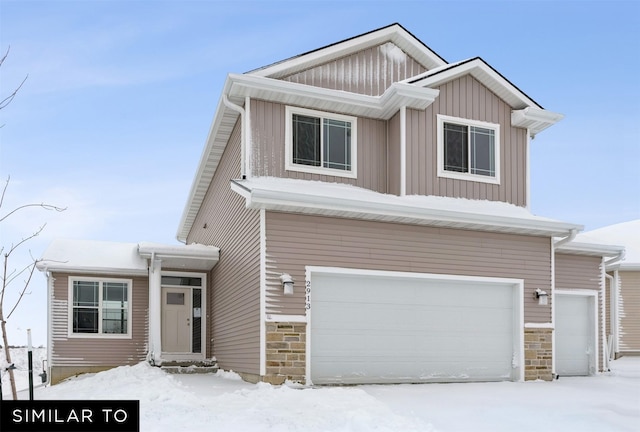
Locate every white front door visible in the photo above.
<box><xmin>162</xmin><ymin>287</ymin><xmax>191</xmax><ymax>353</ymax></box>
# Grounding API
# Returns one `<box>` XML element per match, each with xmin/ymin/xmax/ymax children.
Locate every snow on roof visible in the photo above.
<box><xmin>37</xmin><ymin>239</ymin><xmax>148</xmax><ymax>275</ymax></box>
<box><xmin>573</xmin><ymin>219</ymin><xmax>640</xmax><ymax>268</ymax></box>
<box><xmin>231</xmin><ymin>177</ymin><xmax>582</xmax><ymax>237</ymax></box>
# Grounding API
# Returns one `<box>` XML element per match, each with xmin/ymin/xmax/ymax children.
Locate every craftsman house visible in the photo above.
<box><xmin>38</xmin><ymin>23</ymin><xmax>624</xmax><ymax>385</ymax></box>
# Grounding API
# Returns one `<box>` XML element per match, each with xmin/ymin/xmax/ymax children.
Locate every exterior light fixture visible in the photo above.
<box><xmin>280</xmin><ymin>273</ymin><xmax>294</xmax><ymax>295</ymax></box>
<box><xmin>534</xmin><ymin>288</ymin><xmax>548</xmax><ymax>305</ymax></box>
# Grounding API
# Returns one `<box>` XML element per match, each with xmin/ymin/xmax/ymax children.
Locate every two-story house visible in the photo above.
<box><xmin>38</xmin><ymin>24</ymin><xmax>624</xmax><ymax>385</ymax></box>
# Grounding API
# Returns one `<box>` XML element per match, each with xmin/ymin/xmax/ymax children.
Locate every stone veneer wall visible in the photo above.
<box><xmin>265</xmin><ymin>322</ymin><xmax>306</xmax><ymax>384</ymax></box>
<box><xmin>525</xmin><ymin>328</ymin><xmax>553</xmax><ymax>381</ymax></box>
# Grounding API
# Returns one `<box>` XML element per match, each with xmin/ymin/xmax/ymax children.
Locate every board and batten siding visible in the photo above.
<box><xmin>282</xmin><ymin>42</ymin><xmax>428</xmax><ymax>97</ymax></box>
<box><xmin>264</xmin><ymin>212</ymin><xmax>552</xmax><ymax>323</ymax></box>
<box><xmin>618</xmin><ymin>271</ymin><xmax>640</xmax><ymax>352</ymax></box>
<box><xmin>555</xmin><ymin>253</ymin><xmax>606</xmax><ymax>370</ymax></box>
<box><xmin>50</xmin><ymin>273</ymin><xmax>148</xmax><ymax>367</ymax></box>
<box><xmin>187</xmin><ymin>120</ymin><xmax>262</xmax><ymax>375</ymax></box>
<box><xmin>407</xmin><ymin>75</ymin><xmax>528</xmax><ymax>206</ymax></box>
<box><xmin>250</xmin><ymin>99</ymin><xmax>388</xmax><ymax>193</ymax></box>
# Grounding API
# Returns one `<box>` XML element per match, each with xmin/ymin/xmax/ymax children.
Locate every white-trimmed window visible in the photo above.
<box><xmin>437</xmin><ymin>114</ymin><xmax>500</xmax><ymax>184</ymax></box>
<box><xmin>285</xmin><ymin>106</ymin><xmax>357</xmax><ymax>178</ymax></box>
<box><xmin>69</xmin><ymin>277</ymin><xmax>132</xmax><ymax>338</ymax></box>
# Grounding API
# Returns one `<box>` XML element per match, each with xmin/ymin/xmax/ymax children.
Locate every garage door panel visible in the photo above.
<box><xmin>556</xmin><ymin>294</ymin><xmax>595</xmax><ymax>376</ymax></box>
<box><xmin>310</xmin><ymin>271</ymin><xmax>519</xmax><ymax>384</ymax></box>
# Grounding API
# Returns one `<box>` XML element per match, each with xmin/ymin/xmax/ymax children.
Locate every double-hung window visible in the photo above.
<box><xmin>69</xmin><ymin>277</ymin><xmax>132</xmax><ymax>338</ymax></box>
<box><xmin>285</xmin><ymin>106</ymin><xmax>357</xmax><ymax>178</ymax></box>
<box><xmin>437</xmin><ymin>114</ymin><xmax>500</xmax><ymax>184</ymax></box>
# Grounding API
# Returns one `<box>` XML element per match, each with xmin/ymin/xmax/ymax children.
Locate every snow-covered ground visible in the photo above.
<box><xmin>3</xmin><ymin>349</ymin><xmax>639</xmax><ymax>431</ymax></box>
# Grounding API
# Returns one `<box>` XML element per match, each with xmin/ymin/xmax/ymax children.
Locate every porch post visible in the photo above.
<box><xmin>148</xmin><ymin>258</ymin><xmax>162</xmax><ymax>365</ymax></box>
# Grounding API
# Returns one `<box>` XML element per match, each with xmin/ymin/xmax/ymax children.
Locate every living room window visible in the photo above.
<box><xmin>285</xmin><ymin>106</ymin><xmax>357</xmax><ymax>178</ymax></box>
<box><xmin>69</xmin><ymin>277</ymin><xmax>132</xmax><ymax>338</ymax></box>
<box><xmin>437</xmin><ymin>114</ymin><xmax>500</xmax><ymax>184</ymax></box>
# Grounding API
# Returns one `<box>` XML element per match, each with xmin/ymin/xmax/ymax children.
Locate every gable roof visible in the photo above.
<box><xmin>566</xmin><ymin>220</ymin><xmax>640</xmax><ymax>270</ymax></box>
<box><xmin>177</xmin><ymin>24</ymin><xmax>564</xmax><ymax>242</ymax></box>
<box><xmin>248</xmin><ymin>23</ymin><xmax>447</xmax><ymax>79</ymax></box>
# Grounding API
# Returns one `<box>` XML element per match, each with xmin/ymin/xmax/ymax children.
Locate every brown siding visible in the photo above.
<box><xmin>264</xmin><ymin>212</ymin><xmax>552</xmax><ymax>323</ymax></box>
<box><xmin>555</xmin><ymin>253</ymin><xmax>605</xmax><ymax>370</ymax></box>
<box><xmin>187</xmin><ymin>121</ymin><xmax>262</xmax><ymax>375</ymax></box>
<box><xmin>619</xmin><ymin>271</ymin><xmax>640</xmax><ymax>352</ymax></box>
<box><xmin>282</xmin><ymin>42</ymin><xmax>427</xmax><ymax>96</ymax></box>
<box><xmin>50</xmin><ymin>273</ymin><xmax>148</xmax><ymax>367</ymax></box>
<box><xmin>387</xmin><ymin>111</ymin><xmax>401</xmax><ymax>195</ymax></box>
<box><xmin>251</xmin><ymin>99</ymin><xmax>387</xmax><ymax>193</ymax></box>
<box><xmin>406</xmin><ymin>75</ymin><xmax>528</xmax><ymax>206</ymax></box>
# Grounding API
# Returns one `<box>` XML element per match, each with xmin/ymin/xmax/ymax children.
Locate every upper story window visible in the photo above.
<box><xmin>285</xmin><ymin>106</ymin><xmax>357</xmax><ymax>179</ymax></box>
<box><xmin>69</xmin><ymin>277</ymin><xmax>132</xmax><ymax>338</ymax></box>
<box><xmin>437</xmin><ymin>114</ymin><xmax>500</xmax><ymax>184</ymax></box>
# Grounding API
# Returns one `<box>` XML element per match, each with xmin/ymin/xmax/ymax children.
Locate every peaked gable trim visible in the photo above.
<box><xmin>410</xmin><ymin>57</ymin><xmax>542</xmax><ymax>110</ymax></box>
<box><xmin>249</xmin><ymin>23</ymin><xmax>447</xmax><ymax>79</ymax></box>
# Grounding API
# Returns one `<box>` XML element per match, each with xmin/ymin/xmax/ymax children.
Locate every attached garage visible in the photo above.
<box><xmin>307</xmin><ymin>268</ymin><xmax>524</xmax><ymax>384</ymax></box>
<box><xmin>555</xmin><ymin>291</ymin><xmax>598</xmax><ymax>376</ymax></box>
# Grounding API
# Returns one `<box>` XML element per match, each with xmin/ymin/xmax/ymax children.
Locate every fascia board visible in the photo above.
<box><xmin>176</xmin><ymin>77</ymin><xmax>238</xmax><ymax>243</ymax></box>
<box><xmin>228</xmin><ymin>74</ymin><xmax>439</xmax><ymax>118</ymax></box>
<box><xmin>37</xmin><ymin>265</ymin><xmax>148</xmax><ymax>276</ymax></box>
<box><xmin>250</xmin><ymin>24</ymin><xmax>446</xmax><ymax>79</ymax></box>
<box><xmin>512</xmin><ymin>107</ymin><xmax>564</xmax><ymax>136</ymax></box>
<box><xmin>242</xmin><ymin>185</ymin><xmax>582</xmax><ymax>237</ymax></box>
<box><xmin>138</xmin><ymin>246</ymin><xmax>220</xmax><ymax>261</ymax></box>
<box><xmin>412</xmin><ymin>59</ymin><xmax>540</xmax><ymax>110</ymax></box>
<box><xmin>556</xmin><ymin>241</ymin><xmax>626</xmax><ymax>257</ymax></box>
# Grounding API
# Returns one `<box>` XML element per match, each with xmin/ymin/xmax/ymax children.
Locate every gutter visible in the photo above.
<box><xmin>554</xmin><ymin>229</ymin><xmax>578</xmax><ymax>248</ymax></box>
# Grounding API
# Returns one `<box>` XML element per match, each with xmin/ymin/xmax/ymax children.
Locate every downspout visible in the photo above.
<box><xmin>45</xmin><ymin>270</ymin><xmax>53</xmax><ymax>386</ymax></box>
<box><xmin>605</xmin><ymin>273</ymin><xmax>614</xmax><ymax>364</ymax></box>
<box><xmin>222</xmin><ymin>95</ymin><xmax>247</xmax><ymax>179</ymax></box>
<box><xmin>603</xmin><ymin>251</ymin><xmax>625</xmax><ymax>360</ymax></box>
<box><xmin>526</xmin><ymin>129</ymin><xmax>532</xmax><ymax>211</ymax></box>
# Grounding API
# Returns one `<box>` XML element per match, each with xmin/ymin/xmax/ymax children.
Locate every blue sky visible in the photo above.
<box><xmin>1</xmin><ymin>0</ymin><xmax>639</xmax><ymax>345</ymax></box>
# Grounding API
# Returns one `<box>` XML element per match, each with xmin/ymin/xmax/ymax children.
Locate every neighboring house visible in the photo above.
<box><xmin>38</xmin><ymin>23</ymin><xmax>622</xmax><ymax>385</ymax></box>
<box><xmin>560</xmin><ymin>220</ymin><xmax>640</xmax><ymax>360</ymax></box>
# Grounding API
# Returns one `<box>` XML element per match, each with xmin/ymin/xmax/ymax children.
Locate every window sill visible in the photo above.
<box><xmin>285</xmin><ymin>163</ymin><xmax>357</xmax><ymax>179</ymax></box>
<box><xmin>437</xmin><ymin>170</ymin><xmax>500</xmax><ymax>185</ymax></box>
<box><xmin>67</xmin><ymin>333</ymin><xmax>132</xmax><ymax>340</ymax></box>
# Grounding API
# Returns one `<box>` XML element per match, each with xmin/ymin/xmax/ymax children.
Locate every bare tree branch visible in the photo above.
<box><xmin>0</xmin><ymin>203</ymin><xmax>66</xmax><ymax>223</ymax></box>
<box><xmin>0</xmin><ymin>46</ymin><xmax>29</xmax><ymax>114</ymax></box>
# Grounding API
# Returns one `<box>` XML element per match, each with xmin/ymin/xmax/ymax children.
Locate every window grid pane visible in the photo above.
<box><xmin>443</xmin><ymin>123</ymin><xmax>468</xmax><ymax>173</ymax></box>
<box><xmin>323</xmin><ymin>118</ymin><xmax>351</xmax><ymax>171</ymax></box>
<box><xmin>292</xmin><ymin>114</ymin><xmax>321</xmax><ymax>166</ymax></box>
<box><xmin>73</xmin><ymin>281</ymin><xmax>99</xmax><ymax>307</ymax></box>
<box><xmin>469</xmin><ymin>126</ymin><xmax>495</xmax><ymax>177</ymax></box>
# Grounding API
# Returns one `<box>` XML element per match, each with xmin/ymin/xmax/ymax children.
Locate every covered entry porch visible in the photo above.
<box><xmin>138</xmin><ymin>242</ymin><xmax>219</xmax><ymax>365</ymax></box>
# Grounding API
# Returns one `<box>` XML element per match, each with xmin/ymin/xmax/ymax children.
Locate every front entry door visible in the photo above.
<box><xmin>162</xmin><ymin>287</ymin><xmax>191</xmax><ymax>353</ymax></box>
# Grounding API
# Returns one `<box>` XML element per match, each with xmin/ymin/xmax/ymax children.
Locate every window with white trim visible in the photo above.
<box><xmin>69</xmin><ymin>277</ymin><xmax>132</xmax><ymax>337</ymax></box>
<box><xmin>285</xmin><ymin>106</ymin><xmax>357</xmax><ymax>178</ymax></box>
<box><xmin>437</xmin><ymin>114</ymin><xmax>500</xmax><ymax>184</ymax></box>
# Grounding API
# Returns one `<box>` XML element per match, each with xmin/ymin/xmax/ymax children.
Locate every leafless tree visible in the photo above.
<box><xmin>0</xmin><ymin>47</ymin><xmax>64</xmax><ymax>399</ymax></box>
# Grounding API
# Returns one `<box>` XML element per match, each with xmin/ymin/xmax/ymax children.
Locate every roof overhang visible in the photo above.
<box><xmin>556</xmin><ymin>241</ymin><xmax>625</xmax><ymax>258</ymax></box>
<box><xmin>230</xmin><ymin>177</ymin><xmax>582</xmax><ymax>238</ymax></box>
<box><xmin>138</xmin><ymin>242</ymin><xmax>219</xmax><ymax>271</ymax></box>
<box><xmin>249</xmin><ymin>23</ymin><xmax>447</xmax><ymax>79</ymax></box>
<box><xmin>512</xmin><ymin>107</ymin><xmax>564</xmax><ymax>138</ymax></box>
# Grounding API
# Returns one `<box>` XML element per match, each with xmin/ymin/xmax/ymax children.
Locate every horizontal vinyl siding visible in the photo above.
<box><xmin>282</xmin><ymin>42</ymin><xmax>427</xmax><ymax>97</ymax></box>
<box><xmin>50</xmin><ymin>273</ymin><xmax>148</xmax><ymax>367</ymax></box>
<box><xmin>251</xmin><ymin>99</ymin><xmax>387</xmax><ymax>193</ymax></box>
<box><xmin>265</xmin><ymin>212</ymin><xmax>551</xmax><ymax>323</ymax></box>
<box><xmin>619</xmin><ymin>271</ymin><xmax>640</xmax><ymax>352</ymax></box>
<box><xmin>555</xmin><ymin>253</ymin><xmax>605</xmax><ymax>370</ymax></box>
<box><xmin>407</xmin><ymin>75</ymin><xmax>527</xmax><ymax>206</ymax></box>
<box><xmin>187</xmin><ymin>121</ymin><xmax>261</xmax><ymax>375</ymax></box>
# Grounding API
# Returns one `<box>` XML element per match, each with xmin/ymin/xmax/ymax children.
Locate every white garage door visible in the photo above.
<box><xmin>309</xmin><ymin>270</ymin><xmax>522</xmax><ymax>384</ymax></box>
<box><xmin>555</xmin><ymin>293</ymin><xmax>596</xmax><ymax>376</ymax></box>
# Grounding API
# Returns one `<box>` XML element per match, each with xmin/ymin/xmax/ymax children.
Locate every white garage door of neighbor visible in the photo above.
<box><xmin>309</xmin><ymin>271</ymin><xmax>521</xmax><ymax>384</ymax></box>
<box><xmin>555</xmin><ymin>293</ymin><xmax>596</xmax><ymax>376</ymax></box>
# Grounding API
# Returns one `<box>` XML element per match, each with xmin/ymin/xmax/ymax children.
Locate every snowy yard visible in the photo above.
<box><xmin>2</xmin><ymin>349</ymin><xmax>639</xmax><ymax>431</ymax></box>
